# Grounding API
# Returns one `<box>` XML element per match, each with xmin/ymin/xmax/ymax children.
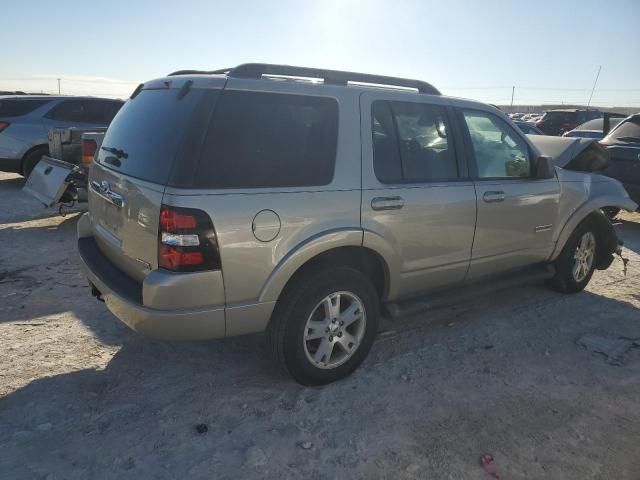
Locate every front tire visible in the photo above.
<box><xmin>267</xmin><ymin>266</ymin><xmax>380</xmax><ymax>385</ymax></box>
<box><xmin>547</xmin><ymin>221</ymin><xmax>598</xmax><ymax>293</ymax></box>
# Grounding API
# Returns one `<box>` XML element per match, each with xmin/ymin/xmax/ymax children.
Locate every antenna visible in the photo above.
<box><xmin>586</xmin><ymin>65</ymin><xmax>601</xmax><ymax>109</ymax></box>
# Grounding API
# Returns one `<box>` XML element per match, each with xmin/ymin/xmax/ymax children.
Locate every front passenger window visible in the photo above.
<box><xmin>463</xmin><ymin>110</ymin><xmax>531</xmax><ymax>178</ymax></box>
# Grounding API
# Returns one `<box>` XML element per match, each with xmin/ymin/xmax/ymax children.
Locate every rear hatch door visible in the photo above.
<box><xmin>23</xmin><ymin>155</ymin><xmax>76</xmax><ymax>206</ymax></box>
<box><xmin>88</xmin><ymin>81</ymin><xmax>220</xmax><ymax>282</ymax></box>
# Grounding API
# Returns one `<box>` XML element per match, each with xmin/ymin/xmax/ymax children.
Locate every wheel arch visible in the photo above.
<box><xmin>20</xmin><ymin>143</ymin><xmax>49</xmax><ymax>175</ymax></box>
<box><xmin>259</xmin><ymin>232</ymin><xmax>390</xmax><ymax>308</ymax></box>
<box><xmin>550</xmin><ymin>207</ymin><xmax>618</xmax><ymax>269</ymax></box>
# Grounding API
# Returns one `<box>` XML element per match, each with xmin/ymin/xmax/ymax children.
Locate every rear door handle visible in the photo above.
<box><xmin>371</xmin><ymin>196</ymin><xmax>405</xmax><ymax>211</ymax></box>
<box><xmin>483</xmin><ymin>191</ymin><xmax>505</xmax><ymax>203</ymax></box>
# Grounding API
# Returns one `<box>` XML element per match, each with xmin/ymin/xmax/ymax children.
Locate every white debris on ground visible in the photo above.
<box><xmin>1</xmin><ymin>172</ymin><xmax>639</xmax><ymax>480</ymax></box>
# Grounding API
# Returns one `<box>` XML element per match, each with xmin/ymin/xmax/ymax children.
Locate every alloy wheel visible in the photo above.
<box><xmin>303</xmin><ymin>291</ymin><xmax>367</xmax><ymax>369</ymax></box>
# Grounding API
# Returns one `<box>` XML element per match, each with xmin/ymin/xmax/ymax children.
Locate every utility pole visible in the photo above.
<box><xmin>510</xmin><ymin>86</ymin><xmax>515</xmax><ymax>107</ymax></box>
<box><xmin>57</xmin><ymin>78</ymin><xmax>61</xmax><ymax>94</ymax></box>
<box><xmin>586</xmin><ymin>65</ymin><xmax>601</xmax><ymax>110</ymax></box>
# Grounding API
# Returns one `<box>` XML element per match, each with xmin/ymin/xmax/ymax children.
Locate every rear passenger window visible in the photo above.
<box><xmin>0</xmin><ymin>99</ymin><xmax>51</xmax><ymax>117</ymax></box>
<box><xmin>45</xmin><ymin>100</ymin><xmax>87</xmax><ymax>122</ymax></box>
<box><xmin>195</xmin><ymin>91</ymin><xmax>338</xmax><ymax>189</ymax></box>
<box><xmin>371</xmin><ymin>100</ymin><xmax>457</xmax><ymax>183</ymax></box>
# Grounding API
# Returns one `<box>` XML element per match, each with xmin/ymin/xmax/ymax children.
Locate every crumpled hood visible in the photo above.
<box><xmin>527</xmin><ymin>135</ymin><xmax>608</xmax><ymax>171</ymax></box>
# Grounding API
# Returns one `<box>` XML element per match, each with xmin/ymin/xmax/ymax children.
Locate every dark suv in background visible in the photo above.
<box><xmin>599</xmin><ymin>113</ymin><xmax>640</xmax><ymax>211</ymax></box>
<box><xmin>535</xmin><ymin>109</ymin><xmax>602</xmax><ymax>136</ymax></box>
<box><xmin>0</xmin><ymin>95</ymin><xmax>123</xmax><ymax>177</ymax></box>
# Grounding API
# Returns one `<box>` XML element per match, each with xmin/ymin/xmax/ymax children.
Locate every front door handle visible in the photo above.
<box><xmin>371</xmin><ymin>196</ymin><xmax>405</xmax><ymax>211</ymax></box>
<box><xmin>483</xmin><ymin>191</ymin><xmax>505</xmax><ymax>203</ymax></box>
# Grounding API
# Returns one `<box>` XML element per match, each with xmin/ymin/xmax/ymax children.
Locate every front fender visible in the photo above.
<box><xmin>258</xmin><ymin>228</ymin><xmax>364</xmax><ymax>303</ymax></box>
<box><xmin>550</xmin><ymin>181</ymin><xmax>636</xmax><ymax>262</ymax></box>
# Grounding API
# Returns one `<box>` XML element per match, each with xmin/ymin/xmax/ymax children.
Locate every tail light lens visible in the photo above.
<box><xmin>0</xmin><ymin>121</ymin><xmax>9</xmax><ymax>133</ymax></box>
<box><xmin>82</xmin><ymin>139</ymin><xmax>97</xmax><ymax>167</ymax></box>
<box><xmin>158</xmin><ymin>205</ymin><xmax>221</xmax><ymax>272</ymax></box>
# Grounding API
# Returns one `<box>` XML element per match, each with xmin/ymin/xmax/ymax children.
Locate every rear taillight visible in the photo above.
<box><xmin>0</xmin><ymin>121</ymin><xmax>9</xmax><ymax>133</ymax></box>
<box><xmin>82</xmin><ymin>139</ymin><xmax>97</xmax><ymax>167</ymax></box>
<box><xmin>158</xmin><ymin>205</ymin><xmax>221</xmax><ymax>272</ymax></box>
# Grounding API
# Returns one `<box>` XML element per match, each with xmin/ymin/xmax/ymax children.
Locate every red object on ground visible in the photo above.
<box><xmin>480</xmin><ymin>454</ymin><xmax>499</xmax><ymax>478</ymax></box>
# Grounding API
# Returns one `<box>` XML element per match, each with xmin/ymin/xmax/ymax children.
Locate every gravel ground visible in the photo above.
<box><xmin>1</xmin><ymin>171</ymin><xmax>639</xmax><ymax>480</ymax></box>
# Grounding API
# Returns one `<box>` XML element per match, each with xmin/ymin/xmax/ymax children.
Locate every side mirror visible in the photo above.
<box><xmin>534</xmin><ymin>155</ymin><xmax>555</xmax><ymax>179</ymax></box>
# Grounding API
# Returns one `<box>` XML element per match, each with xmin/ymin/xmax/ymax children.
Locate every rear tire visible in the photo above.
<box><xmin>267</xmin><ymin>266</ymin><xmax>380</xmax><ymax>385</ymax></box>
<box><xmin>547</xmin><ymin>220</ymin><xmax>598</xmax><ymax>293</ymax></box>
<box><xmin>21</xmin><ymin>147</ymin><xmax>48</xmax><ymax>178</ymax></box>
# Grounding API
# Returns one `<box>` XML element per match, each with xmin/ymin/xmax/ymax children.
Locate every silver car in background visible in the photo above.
<box><xmin>77</xmin><ymin>64</ymin><xmax>637</xmax><ymax>385</ymax></box>
<box><xmin>0</xmin><ymin>95</ymin><xmax>123</xmax><ymax>177</ymax></box>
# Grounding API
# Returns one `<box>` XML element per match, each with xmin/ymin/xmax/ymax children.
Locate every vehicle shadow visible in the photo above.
<box><xmin>0</xmin><ymin>175</ymin><xmax>25</xmax><ymax>189</ymax></box>
<box><xmin>1</xmin><ymin>289</ymin><xmax>639</xmax><ymax>479</ymax></box>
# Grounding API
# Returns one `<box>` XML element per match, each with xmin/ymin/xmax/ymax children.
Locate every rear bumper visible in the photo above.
<box><xmin>78</xmin><ymin>234</ymin><xmax>226</xmax><ymax>341</ymax></box>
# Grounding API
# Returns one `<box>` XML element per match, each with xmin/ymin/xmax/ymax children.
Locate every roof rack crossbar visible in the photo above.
<box><xmin>227</xmin><ymin>63</ymin><xmax>440</xmax><ymax>95</ymax></box>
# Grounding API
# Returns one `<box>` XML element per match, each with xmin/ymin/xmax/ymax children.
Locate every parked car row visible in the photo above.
<box><xmin>510</xmin><ymin>112</ymin><xmax>544</xmax><ymax>123</ymax></box>
<box><xmin>0</xmin><ymin>95</ymin><xmax>123</xmax><ymax>177</ymax></box>
<box><xmin>598</xmin><ymin>113</ymin><xmax>640</xmax><ymax>215</ymax></box>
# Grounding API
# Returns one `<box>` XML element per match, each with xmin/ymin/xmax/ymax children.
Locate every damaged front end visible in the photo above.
<box><xmin>527</xmin><ymin>135</ymin><xmax>610</xmax><ymax>171</ymax></box>
<box><xmin>531</xmin><ymin>135</ymin><xmax>637</xmax><ymax>276</ymax></box>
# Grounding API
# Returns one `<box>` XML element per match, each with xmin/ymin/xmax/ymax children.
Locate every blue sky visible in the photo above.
<box><xmin>2</xmin><ymin>0</ymin><xmax>639</xmax><ymax>106</ymax></box>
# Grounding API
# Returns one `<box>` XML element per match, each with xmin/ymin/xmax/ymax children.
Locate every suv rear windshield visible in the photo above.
<box><xmin>95</xmin><ymin>88</ymin><xmax>218</xmax><ymax>185</ymax></box>
<box><xmin>0</xmin><ymin>98</ymin><xmax>51</xmax><ymax>117</ymax></box>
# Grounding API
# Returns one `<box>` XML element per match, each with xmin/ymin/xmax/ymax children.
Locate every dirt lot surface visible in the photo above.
<box><xmin>1</xmin><ymin>171</ymin><xmax>639</xmax><ymax>480</ymax></box>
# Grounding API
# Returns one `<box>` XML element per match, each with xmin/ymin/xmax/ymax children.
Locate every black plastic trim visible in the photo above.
<box><xmin>78</xmin><ymin>237</ymin><xmax>142</xmax><ymax>304</ymax></box>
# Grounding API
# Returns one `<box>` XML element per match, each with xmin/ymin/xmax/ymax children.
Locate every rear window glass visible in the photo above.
<box><xmin>96</xmin><ymin>88</ymin><xmax>217</xmax><ymax>185</ymax></box>
<box><xmin>195</xmin><ymin>91</ymin><xmax>338</xmax><ymax>189</ymax></box>
<box><xmin>0</xmin><ymin>99</ymin><xmax>51</xmax><ymax>117</ymax></box>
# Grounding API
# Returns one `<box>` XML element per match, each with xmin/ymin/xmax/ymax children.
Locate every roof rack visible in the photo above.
<box><xmin>168</xmin><ymin>68</ymin><xmax>231</xmax><ymax>76</ymax></box>
<box><xmin>227</xmin><ymin>63</ymin><xmax>440</xmax><ymax>95</ymax></box>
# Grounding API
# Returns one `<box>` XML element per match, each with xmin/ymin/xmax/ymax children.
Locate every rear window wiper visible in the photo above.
<box><xmin>101</xmin><ymin>146</ymin><xmax>129</xmax><ymax>159</ymax></box>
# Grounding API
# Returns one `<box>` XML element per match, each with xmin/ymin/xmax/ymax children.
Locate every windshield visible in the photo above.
<box><xmin>605</xmin><ymin>117</ymin><xmax>640</xmax><ymax>143</ymax></box>
<box><xmin>576</xmin><ymin>118</ymin><xmax>602</xmax><ymax>130</ymax></box>
<box><xmin>96</xmin><ymin>88</ymin><xmax>218</xmax><ymax>185</ymax></box>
